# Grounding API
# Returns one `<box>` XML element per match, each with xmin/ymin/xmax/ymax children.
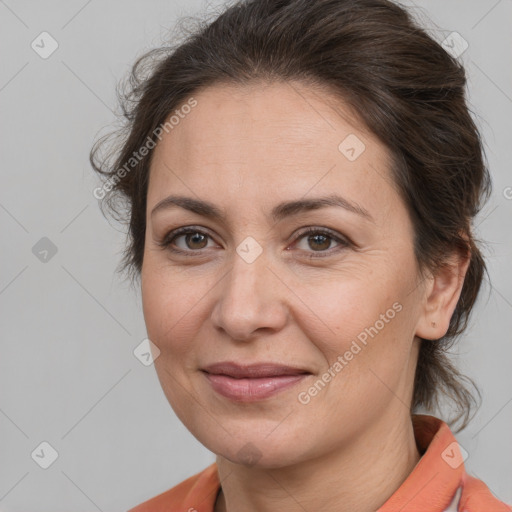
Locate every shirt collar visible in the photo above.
<box><xmin>377</xmin><ymin>414</ymin><xmax>465</xmax><ymax>512</ymax></box>
<box><xmin>182</xmin><ymin>414</ymin><xmax>466</xmax><ymax>512</ymax></box>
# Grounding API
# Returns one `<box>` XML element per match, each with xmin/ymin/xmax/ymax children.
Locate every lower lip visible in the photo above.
<box><xmin>203</xmin><ymin>372</ymin><xmax>309</xmax><ymax>402</ymax></box>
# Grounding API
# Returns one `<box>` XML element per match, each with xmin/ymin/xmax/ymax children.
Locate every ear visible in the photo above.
<box><xmin>415</xmin><ymin>246</ymin><xmax>471</xmax><ymax>341</ymax></box>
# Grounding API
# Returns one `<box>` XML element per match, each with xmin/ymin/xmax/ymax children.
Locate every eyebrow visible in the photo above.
<box><xmin>150</xmin><ymin>193</ymin><xmax>374</xmax><ymax>223</ymax></box>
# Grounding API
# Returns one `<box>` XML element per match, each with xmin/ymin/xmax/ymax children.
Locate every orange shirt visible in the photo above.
<box><xmin>128</xmin><ymin>414</ymin><xmax>511</xmax><ymax>512</ymax></box>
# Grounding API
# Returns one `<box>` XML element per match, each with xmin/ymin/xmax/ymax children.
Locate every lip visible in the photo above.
<box><xmin>201</xmin><ymin>361</ymin><xmax>311</xmax><ymax>402</ymax></box>
<box><xmin>201</xmin><ymin>361</ymin><xmax>311</xmax><ymax>378</ymax></box>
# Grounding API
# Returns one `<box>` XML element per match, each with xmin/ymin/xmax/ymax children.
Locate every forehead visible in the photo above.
<box><xmin>147</xmin><ymin>81</ymin><xmax>395</xmax><ymax>218</ymax></box>
<box><xmin>156</xmin><ymin>80</ymin><xmax>375</xmax><ymax>152</ymax></box>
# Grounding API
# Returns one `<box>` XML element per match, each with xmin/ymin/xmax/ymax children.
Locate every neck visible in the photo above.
<box><xmin>214</xmin><ymin>411</ymin><xmax>421</xmax><ymax>512</ymax></box>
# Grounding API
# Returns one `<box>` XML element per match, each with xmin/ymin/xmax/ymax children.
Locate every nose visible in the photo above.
<box><xmin>210</xmin><ymin>246</ymin><xmax>289</xmax><ymax>342</ymax></box>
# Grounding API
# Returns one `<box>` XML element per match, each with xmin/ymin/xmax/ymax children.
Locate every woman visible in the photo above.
<box><xmin>90</xmin><ymin>0</ymin><xmax>511</xmax><ymax>510</ymax></box>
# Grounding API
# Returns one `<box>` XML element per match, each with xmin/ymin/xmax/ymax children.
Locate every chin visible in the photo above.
<box><xmin>206</xmin><ymin>428</ymin><xmax>315</xmax><ymax>469</ymax></box>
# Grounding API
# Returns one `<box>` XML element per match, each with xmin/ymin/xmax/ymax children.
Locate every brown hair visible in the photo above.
<box><xmin>90</xmin><ymin>0</ymin><xmax>491</xmax><ymax>432</ymax></box>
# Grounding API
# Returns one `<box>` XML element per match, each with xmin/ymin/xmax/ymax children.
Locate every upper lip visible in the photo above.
<box><xmin>202</xmin><ymin>361</ymin><xmax>311</xmax><ymax>378</ymax></box>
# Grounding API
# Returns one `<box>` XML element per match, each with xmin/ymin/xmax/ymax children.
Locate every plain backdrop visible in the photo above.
<box><xmin>1</xmin><ymin>0</ymin><xmax>511</xmax><ymax>510</ymax></box>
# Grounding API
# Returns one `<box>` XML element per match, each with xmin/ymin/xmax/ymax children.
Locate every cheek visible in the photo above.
<box><xmin>295</xmin><ymin>262</ymin><xmax>396</xmax><ymax>332</ymax></box>
<box><xmin>300</xmin><ymin>294</ymin><xmax>411</xmax><ymax>421</ymax></box>
<box><xmin>141</xmin><ymin>260</ymin><xmax>214</xmax><ymax>358</ymax></box>
<box><xmin>297</xmin><ymin>262</ymin><xmax>415</xmax><ymax>390</ymax></box>
<box><xmin>304</xmin><ymin>283</ymin><xmax>404</xmax><ymax>367</ymax></box>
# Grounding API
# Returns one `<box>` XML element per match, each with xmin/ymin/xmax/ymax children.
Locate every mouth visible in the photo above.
<box><xmin>201</xmin><ymin>361</ymin><xmax>312</xmax><ymax>402</ymax></box>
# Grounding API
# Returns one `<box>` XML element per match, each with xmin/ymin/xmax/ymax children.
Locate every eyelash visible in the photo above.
<box><xmin>157</xmin><ymin>225</ymin><xmax>350</xmax><ymax>258</ymax></box>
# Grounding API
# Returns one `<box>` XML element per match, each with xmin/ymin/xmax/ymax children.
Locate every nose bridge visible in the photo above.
<box><xmin>211</xmin><ymin>239</ymin><xmax>286</xmax><ymax>340</ymax></box>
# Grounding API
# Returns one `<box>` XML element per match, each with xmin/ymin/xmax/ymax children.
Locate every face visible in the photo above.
<box><xmin>141</xmin><ymin>81</ymin><xmax>428</xmax><ymax>468</ymax></box>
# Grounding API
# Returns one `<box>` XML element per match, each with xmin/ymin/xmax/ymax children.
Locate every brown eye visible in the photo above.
<box><xmin>182</xmin><ymin>232</ymin><xmax>209</xmax><ymax>250</ymax></box>
<box><xmin>159</xmin><ymin>227</ymin><xmax>216</xmax><ymax>254</ymax></box>
<box><xmin>305</xmin><ymin>233</ymin><xmax>332</xmax><ymax>251</ymax></box>
<box><xmin>293</xmin><ymin>227</ymin><xmax>349</xmax><ymax>257</ymax></box>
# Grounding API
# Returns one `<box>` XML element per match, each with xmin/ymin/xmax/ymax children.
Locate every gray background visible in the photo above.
<box><xmin>1</xmin><ymin>0</ymin><xmax>511</xmax><ymax>510</ymax></box>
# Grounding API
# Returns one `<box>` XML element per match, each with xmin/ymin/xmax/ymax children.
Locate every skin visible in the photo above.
<box><xmin>141</xmin><ymin>81</ymin><xmax>470</xmax><ymax>512</ymax></box>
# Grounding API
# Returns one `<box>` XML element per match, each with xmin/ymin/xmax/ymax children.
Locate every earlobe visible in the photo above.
<box><xmin>415</xmin><ymin>248</ymin><xmax>471</xmax><ymax>341</ymax></box>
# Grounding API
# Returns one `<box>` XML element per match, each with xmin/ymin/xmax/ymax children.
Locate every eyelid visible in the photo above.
<box><xmin>159</xmin><ymin>225</ymin><xmax>351</xmax><ymax>257</ymax></box>
<box><xmin>158</xmin><ymin>225</ymin><xmax>220</xmax><ymax>252</ymax></box>
<box><xmin>289</xmin><ymin>226</ymin><xmax>350</xmax><ymax>256</ymax></box>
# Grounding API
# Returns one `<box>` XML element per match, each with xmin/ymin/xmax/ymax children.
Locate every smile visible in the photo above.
<box><xmin>202</xmin><ymin>372</ymin><xmax>310</xmax><ymax>402</ymax></box>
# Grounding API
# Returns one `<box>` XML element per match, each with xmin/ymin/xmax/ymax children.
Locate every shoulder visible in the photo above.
<box><xmin>379</xmin><ymin>415</ymin><xmax>511</xmax><ymax>511</ymax></box>
<box><xmin>460</xmin><ymin>473</ymin><xmax>511</xmax><ymax>512</ymax></box>
<box><xmin>127</xmin><ymin>463</ymin><xmax>220</xmax><ymax>512</ymax></box>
